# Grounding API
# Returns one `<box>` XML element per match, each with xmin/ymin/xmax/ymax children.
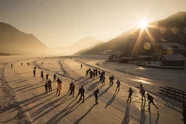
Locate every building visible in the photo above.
<box><xmin>137</xmin><ymin>55</ymin><xmax>151</xmax><ymax>61</ymax></box>
<box><xmin>161</xmin><ymin>54</ymin><xmax>185</xmax><ymax>66</ymax></box>
<box><xmin>108</xmin><ymin>54</ymin><xmax>120</xmax><ymax>62</ymax></box>
<box><xmin>119</xmin><ymin>57</ymin><xmax>132</xmax><ymax>63</ymax></box>
<box><xmin>157</xmin><ymin>42</ymin><xmax>186</xmax><ymax>66</ymax></box>
<box><xmin>157</xmin><ymin>42</ymin><xmax>185</xmax><ymax>55</ymax></box>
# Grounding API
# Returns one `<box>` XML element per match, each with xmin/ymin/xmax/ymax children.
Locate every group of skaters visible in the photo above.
<box><xmin>86</xmin><ymin>68</ymin><xmax>99</xmax><ymax>78</ymax></box>
<box><xmin>126</xmin><ymin>84</ymin><xmax>158</xmax><ymax>110</ymax></box>
<box><xmin>41</xmin><ymin>71</ymin><xmax>52</xmax><ymax>93</ymax></box>
<box><xmin>11</xmin><ymin>62</ymin><xmax>31</xmax><ymax>68</ymax></box>
<box><xmin>35</xmin><ymin>66</ymin><xmax>159</xmax><ymax>109</ymax></box>
<box><xmin>66</xmin><ymin>82</ymin><xmax>99</xmax><ymax>104</ymax></box>
<box><xmin>32</xmin><ymin>64</ymin><xmax>186</xmax><ymax>123</ymax></box>
<box><xmin>32</xmin><ymin>65</ymin><xmax>186</xmax><ymax>123</ymax></box>
<box><xmin>33</xmin><ymin>66</ymin><xmax>62</xmax><ymax>96</ymax></box>
<box><xmin>86</xmin><ymin>67</ymin><xmax>159</xmax><ymax>110</ymax></box>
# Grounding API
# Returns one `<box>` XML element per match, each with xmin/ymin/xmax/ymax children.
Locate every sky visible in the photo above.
<box><xmin>0</xmin><ymin>0</ymin><xmax>186</xmax><ymax>48</ymax></box>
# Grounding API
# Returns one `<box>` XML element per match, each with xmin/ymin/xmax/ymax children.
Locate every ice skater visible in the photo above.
<box><xmin>127</xmin><ymin>87</ymin><xmax>134</xmax><ymax>102</ymax></box>
<box><xmin>147</xmin><ymin>93</ymin><xmax>158</xmax><ymax>110</ymax></box>
<box><xmin>70</xmin><ymin>82</ymin><xmax>75</xmax><ymax>97</ymax></box>
<box><xmin>115</xmin><ymin>80</ymin><xmax>121</xmax><ymax>92</ymax></box>
<box><xmin>109</xmin><ymin>75</ymin><xmax>114</xmax><ymax>86</ymax></box>
<box><xmin>94</xmin><ymin>89</ymin><xmax>99</xmax><ymax>104</ymax></box>
<box><xmin>46</xmin><ymin>73</ymin><xmax>49</xmax><ymax>81</ymax></box>
<box><xmin>86</xmin><ymin>69</ymin><xmax>89</xmax><ymax>76</ymax></box>
<box><xmin>48</xmin><ymin>79</ymin><xmax>52</xmax><ymax>92</ymax></box>
<box><xmin>56</xmin><ymin>78</ymin><xmax>62</xmax><ymax>96</ymax></box>
<box><xmin>44</xmin><ymin>81</ymin><xmax>48</xmax><ymax>93</ymax></box>
<box><xmin>71</xmin><ymin>83</ymin><xmax>75</xmax><ymax>97</ymax></box>
<box><xmin>76</xmin><ymin>85</ymin><xmax>85</xmax><ymax>103</ymax></box>
<box><xmin>67</xmin><ymin>82</ymin><xmax>73</xmax><ymax>94</ymax></box>
<box><xmin>102</xmin><ymin>76</ymin><xmax>105</xmax><ymax>86</ymax></box>
<box><xmin>53</xmin><ymin>74</ymin><xmax>57</xmax><ymax>81</ymax></box>
<box><xmin>41</xmin><ymin>71</ymin><xmax>44</xmax><ymax>81</ymax></box>
<box><xmin>11</xmin><ymin>63</ymin><xmax>13</xmax><ymax>68</ymax></box>
<box><xmin>140</xmin><ymin>84</ymin><xmax>146</xmax><ymax>102</ymax></box>
<box><xmin>67</xmin><ymin>82</ymin><xmax>75</xmax><ymax>97</ymax></box>
<box><xmin>99</xmin><ymin>73</ymin><xmax>103</xmax><ymax>82</ymax></box>
<box><xmin>33</xmin><ymin>67</ymin><xmax>36</xmax><ymax>77</ymax></box>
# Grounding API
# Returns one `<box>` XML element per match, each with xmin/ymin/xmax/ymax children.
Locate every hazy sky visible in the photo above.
<box><xmin>0</xmin><ymin>0</ymin><xmax>186</xmax><ymax>48</ymax></box>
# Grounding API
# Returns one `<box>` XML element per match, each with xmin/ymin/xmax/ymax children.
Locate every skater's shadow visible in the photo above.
<box><xmin>46</xmin><ymin>100</ymin><xmax>82</xmax><ymax>124</ymax></box>
<box><xmin>140</xmin><ymin>102</ymin><xmax>146</xmax><ymax>124</ymax></box>
<box><xmin>99</xmin><ymin>85</ymin><xmax>112</xmax><ymax>97</ymax></box>
<box><xmin>149</xmin><ymin>109</ymin><xmax>152</xmax><ymax>124</ymax></box>
<box><xmin>149</xmin><ymin>110</ymin><xmax>159</xmax><ymax>124</ymax></box>
<box><xmin>105</xmin><ymin>92</ymin><xmax>117</xmax><ymax>109</ymax></box>
<box><xmin>74</xmin><ymin>104</ymin><xmax>96</xmax><ymax>124</ymax></box>
<box><xmin>121</xmin><ymin>104</ymin><xmax>130</xmax><ymax>124</ymax></box>
<box><xmin>86</xmin><ymin>81</ymin><xmax>99</xmax><ymax>92</ymax></box>
<box><xmin>155</xmin><ymin>111</ymin><xmax>159</xmax><ymax>124</ymax></box>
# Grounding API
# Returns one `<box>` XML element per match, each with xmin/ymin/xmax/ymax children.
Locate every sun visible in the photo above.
<box><xmin>139</xmin><ymin>20</ymin><xmax>148</xmax><ymax>29</ymax></box>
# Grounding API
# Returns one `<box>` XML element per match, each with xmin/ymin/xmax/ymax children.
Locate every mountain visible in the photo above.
<box><xmin>0</xmin><ymin>22</ymin><xmax>49</xmax><ymax>55</ymax></box>
<box><xmin>74</xmin><ymin>42</ymin><xmax>102</xmax><ymax>55</ymax></box>
<box><xmin>80</xmin><ymin>12</ymin><xmax>186</xmax><ymax>57</ymax></box>
<box><xmin>57</xmin><ymin>37</ymin><xmax>103</xmax><ymax>55</ymax></box>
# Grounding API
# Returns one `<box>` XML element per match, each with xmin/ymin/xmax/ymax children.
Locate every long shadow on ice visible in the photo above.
<box><xmin>148</xmin><ymin>109</ymin><xmax>159</xmax><ymax>124</ymax></box>
<box><xmin>155</xmin><ymin>111</ymin><xmax>159</xmax><ymax>124</ymax></box>
<box><xmin>99</xmin><ymin>85</ymin><xmax>112</xmax><ymax>97</ymax></box>
<box><xmin>121</xmin><ymin>104</ymin><xmax>130</xmax><ymax>124</ymax></box>
<box><xmin>86</xmin><ymin>81</ymin><xmax>100</xmax><ymax>93</ymax></box>
<box><xmin>74</xmin><ymin>104</ymin><xmax>96</xmax><ymax>124</ymax></box>
<box><xmin>32</xmin><ymin>94</ymin><xmax>72</xmax><ymax>121</ymax></box>
<box><xmin>140</xmin><ymin>102</ymin><xmax>146</xmax><ymax>124</ymax></box>
<box><xmin>13</xmin><ymin>82</ymin><xmax>42</xmax><ymax>91</ymax></box>
<box><xmin>105</xmin><ymin>93</ymin><xmax>117</xmax><ymax>109</ymax></box>
<box><xmin>45</xmin><ymin>100</ymin><xmax>82</xmax><ymax>124</ymax></box>
<box><xmin>0</xmin><ymin>92</ymin><xmax>52</xmax><ymax>113</ymax></box>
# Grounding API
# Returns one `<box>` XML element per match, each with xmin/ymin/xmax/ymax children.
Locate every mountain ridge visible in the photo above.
<box><xmin>0</xmin><ymin>22</ymin><xmax>49</xmax><ymax>55</ymax></box>
<box><xmin>80</xmin><ymin>11</ymin><xmax>186</xmax><ymax>56</ymax></box>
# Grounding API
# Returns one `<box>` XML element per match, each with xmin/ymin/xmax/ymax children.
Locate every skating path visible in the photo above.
<box><xmin>3</xmin><ymin>58</ymin><xmax>183</xmax><ymax>124</ymax></box>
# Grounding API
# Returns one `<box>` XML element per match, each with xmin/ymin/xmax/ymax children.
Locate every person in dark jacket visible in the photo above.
<box><xmin>53</xmin><ymin>74</ymin><xmax>57</xmax><ymax>80</ymax></box>
<box><xmin>48</xmin><ymin>79</ymin><xmax>52</xmax><ymax>92</ymax></box>
<box><xmin>102</xmin><ymin>76</ymin><xmax>105</xmax><ymax>86</ymax></box>
<box><xmin>147</xmin><ymin>93</ymin><xmax>158</xmax><ymax>110</ymax></box>
<box><xmin>109</xmin><ymin>75</ymin><xmax>114</xmax><ymax>86</ymax></box>
<box><xmin>94</xmin><ymin>89</ymin><xmax>99</xmax><ymax>104</ymax></box>
<box><xmin>140</xmin><ymin>84</ymin><xmax>146</xmax><ymax>102</ymax></box>
<box><xmin>70</xmin><ymin>82</ymin><xmax>75</xmax><ymax>97</ymax></box>
<box><xmin>46</xmin><ymin>74</ymin><xmax>49</xmax><ymax>81</ymax></box>
<box><xmin>41</xmin><ymin>71</ymin><xmax>44</xmax><ymax>81</ymax></box>
<box><xmin>56</xmin><ymin>78</ymin><xmax>62</xmax><ymax>96</ymax></box>
<box><xmin>76</xmin><ymin>85</ymin><xmax>85</xmax><ymax>103</ymax></box>
<box><xmin>44</xmin><ymin>81</ymin><xmax>48</xmax><ymax>93</ymax></box>
<box><xmin>115</xmin><ymin>80</ymin><xmax>121</xmax><ymax>92</ymax></box>
<box><xmin>33</xmin><ymin>67</ymin><xmax>36</xmax><ymax>77</ymax></box>
<box><xmin>86</xmin><ymin>69</ymin><xmax>89</xmax><ymax>76</ymax></box>
<box><xmin>127</xmin><ymin>87</ymin><xmax>134</xmax><ymax>102</ymax></box>
<box><xmin>67</xmin><ymin>82</ymin><xmax>73</xmax><ymax>94</ymax></box>
<box><xmin>11</xmin><ymin>63</ymin><xmax>13</xmax><ymax>68</ymax></box>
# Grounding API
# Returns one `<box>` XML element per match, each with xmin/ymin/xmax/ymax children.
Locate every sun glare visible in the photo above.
<box><xmin>139</xmin><ymin>20</ymin><xmax>148</xmax><ymax>29</ymax></box>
